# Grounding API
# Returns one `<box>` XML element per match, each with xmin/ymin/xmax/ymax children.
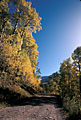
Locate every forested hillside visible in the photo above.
<box><xmin>42</xmin><ymin>46</ymin><xmax>81</xmax><ymax>119</ymax></box>
<box><xmin>0</xmin><ymin>0</ymin><xmax>42</xmax><ymax>103</ymax></box>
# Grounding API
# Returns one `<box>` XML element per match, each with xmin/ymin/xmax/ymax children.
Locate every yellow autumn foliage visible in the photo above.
<box><xmin>0</xmin><ymin>0</ymin><xmax>42</xmax><ymax>97</ymax></box>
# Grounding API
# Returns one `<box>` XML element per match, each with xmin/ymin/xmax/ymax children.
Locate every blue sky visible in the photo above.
<box><xmin>28</xmin><ymin>0</ymin><xmax>81</xmax><ymax>76</ymax></box>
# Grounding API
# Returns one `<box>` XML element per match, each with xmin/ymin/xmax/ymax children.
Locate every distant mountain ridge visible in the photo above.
<box><xmin>41</xmin><ymin>73</ymin><xmax>55</xmax><ymax>83</ymax></box>
<box><xmin>41</xmin><ymin>76</ymin><xmax>48</xmax><ymax>83</ymax></box>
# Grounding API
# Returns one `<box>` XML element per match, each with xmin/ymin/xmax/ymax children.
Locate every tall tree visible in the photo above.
<box><xmin>60</xmin><ymin>58</ymin><xmax>72</xmax><ymax>98</ymax></box>
<box><xmin>0</xmin><ymin>0</ymin><xmax>42</xmax><ymax>96</ymax></box>
<box><xmin>72</xmin><ymin>46</ymin><xmax>81</xmax><ymax>93</ymax></box>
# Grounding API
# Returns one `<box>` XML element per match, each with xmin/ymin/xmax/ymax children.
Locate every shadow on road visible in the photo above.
<box><xmin>14</xmin><ymin>95</ymin><xmax>63</xmax><ymax>108</ymax></box>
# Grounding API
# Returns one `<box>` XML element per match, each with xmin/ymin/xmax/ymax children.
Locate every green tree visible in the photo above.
<box><xmin>72</xmin><ymin>46</ymin><xmax>81</xmax><ymax>93</ymax></box>
<box><xmin>59</xmin><ymin>55</ymin><xmax>80</xmax><ymax>116</ymax></box>
<box><xmin>60</xmin><ymin>58</ymin><xmax>72</xmax><ymax>98</ymax></box>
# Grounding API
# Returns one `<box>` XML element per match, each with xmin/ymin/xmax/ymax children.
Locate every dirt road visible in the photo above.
<box><xmin>0</xmin><ymin>95</ymin><xmax>64</xmax><ymax>120</ymax></box>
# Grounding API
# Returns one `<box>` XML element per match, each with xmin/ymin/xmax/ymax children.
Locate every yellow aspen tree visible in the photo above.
<box><xmin>0</xmin><ymin>0</ymin><xmax>42</xmax><ymax>95</ymax></box>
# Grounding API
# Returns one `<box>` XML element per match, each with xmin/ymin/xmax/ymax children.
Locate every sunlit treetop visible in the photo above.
<box><xmin>0</xmin><ymin>0</ymin><xmax>42</xmax><ymax>35</ymax></box>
